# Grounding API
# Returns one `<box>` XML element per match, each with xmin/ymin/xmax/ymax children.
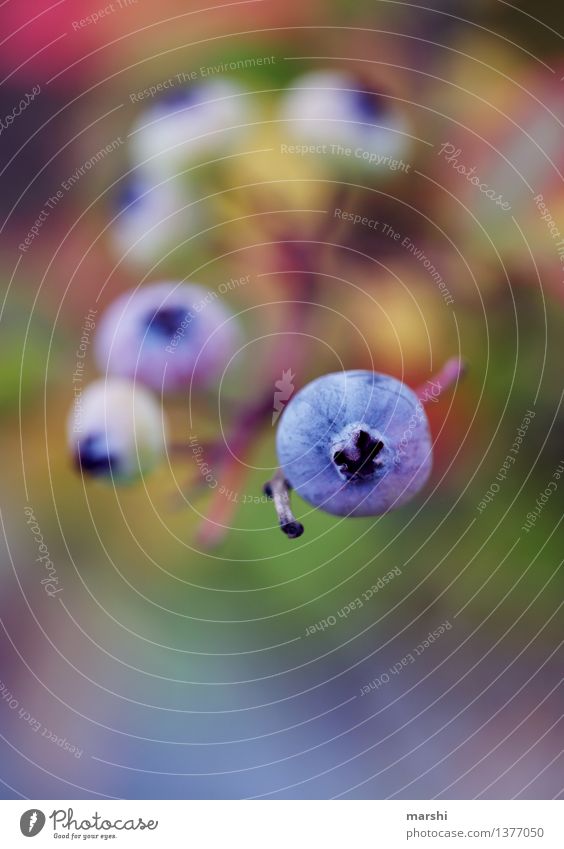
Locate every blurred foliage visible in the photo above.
<box><xmin>1</xmin><ymin>0</ymin><xmax>563</xmax><ymax>800</ymax></box>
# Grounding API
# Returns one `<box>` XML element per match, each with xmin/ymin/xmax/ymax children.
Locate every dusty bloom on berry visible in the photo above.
<box><xmin>94</xmin><ymin>281</ymin><xmax>241</xmax><ymax>394</ymax></box>
<box><xmin>276</xmin><ymin>370</ymin><xmax>432</xmax><ymax>517</ymax></box>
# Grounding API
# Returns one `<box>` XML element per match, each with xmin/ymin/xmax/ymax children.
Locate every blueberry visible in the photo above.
<box><xmin>275</xmin><ymin>371</ymin><xmax>432</xmax><ymax>517</ymax></box>
<box><xmin>352</xmin><ymin>89</ymin><xmax>388</xmax><ymax>124</ymax></box>
<box><xmin>75</xmin><ymin>434</ymin><xmax>119</xmax><ymax>477</ymax></box>
<box><xmin>94</xmin><ymin>281</ymin><xmax>241</xmax><ymax>394</ymax></box>
<box><xmin>111</xmin><ymin>176</ymin><xmax>193</xmax><ymax>267</ymax></box>
<box><xmin>115</xmin><ymin>179</ymin><xmax>145</xmax><ymax>212</ymax></box>
<box><xmin>67</xmin><ymin>379</ymin><xmax>166</xmax><ymax>483</ymax></box>
<box><xmin>157</xmin><ymin>88</ymin><xmax>199</xmax><ymax>110</ymax></box>
<box><xmin>129</xmin><ymin>80</ymin><xmax>254</xmax><ymax>176</ymax></box>
<box><xmin>280</xmin><ymin>70</ymin><xmax>410</xmax><ymax>168</ymax></box>
<box><xmin>146</xmin><ymin>305</ymin><xmax>189</xmax><ymax>338</ymax></box>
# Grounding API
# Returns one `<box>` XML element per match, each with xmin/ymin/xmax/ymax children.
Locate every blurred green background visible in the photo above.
<box><xmin>0</xmin><ymin>0</ymin><xmax>563</xmax><ymax>799</ymax></box>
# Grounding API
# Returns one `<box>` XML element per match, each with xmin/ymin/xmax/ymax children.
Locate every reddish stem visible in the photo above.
<box><xmin>416</xmin><ymin>357</ymin><xmax>467</xmax><ymax>403</ymax></box>
<box><xmin>195</xmin><ymin>242</ymin><xmax>321</xmax><ymax>547</ymax></box>
<box><xmin>195</xmin><ymin>397</ymin><xmax>271</xmax><ymax>548</ymax></box>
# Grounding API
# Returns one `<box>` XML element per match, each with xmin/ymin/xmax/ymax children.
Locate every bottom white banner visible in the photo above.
<box><xmin>1</xmin><ymin>800</ymin><xmax>562</xmax><ymax>847</ymax></box>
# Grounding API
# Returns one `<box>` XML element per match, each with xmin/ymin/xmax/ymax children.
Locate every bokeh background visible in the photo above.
<box><xmin>1</xmin><ymin>0</ymin><xmax>563</xmax><ymax>800</ymax></box>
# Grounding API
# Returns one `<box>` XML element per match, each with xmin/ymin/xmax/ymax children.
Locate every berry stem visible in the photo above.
<box><xmin>416</xmin><ymin>357</ymin><xmax>467</xmax><ymax>403</ymax></box>
<box><xmin>194</xmin><ymin>397</ymin><xmax>272</xmax><ymax>548</ymax></box>
<box><xmin>193</xmin><ymin>243</ymin><xmax>322</xmax><ymax>547</ymax></box>
<box><xmin>195</xmin><ymin>457</ymin><xmax>250</xmax><ymax>548</ymax></box>
<box><xmin>263</xmin><ymin>469</ymin><xmax>304</xmax><ymax>539</ymax></box>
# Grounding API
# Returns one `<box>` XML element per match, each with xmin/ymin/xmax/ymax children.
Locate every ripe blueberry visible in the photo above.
<box><xmin>94</xmin><ymin>281</ymin><xmax>240</xmax><ymax>394</ymax></box>
<box><xmin>67</xmin><ymin>378</ymin><xmax>166</xmax><ymax>483</ymax></box>
<box><xmin>280</xmin><ymin>70</ymin><xmax>410</xmax><ymax>167</ymax></box>
<box><xmin>275</xmin><ymin>370</ymin><xmax>432</xmax><ymax>517</ymax></box>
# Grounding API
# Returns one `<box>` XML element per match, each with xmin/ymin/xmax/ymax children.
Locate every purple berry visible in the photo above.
<box><xmin>275</xmin><ymin>371</ymin><xmax>432</xmax><ymax>517</ymax></box>
<box><xmin>67</xmin><ymin>378</ymin><xmax>166</xmax><ymax>483</ymax></box>
<box><xmin>94</xmin><ymin>281</ymin><xmax>241</xmax><ymax>394</ymax></box>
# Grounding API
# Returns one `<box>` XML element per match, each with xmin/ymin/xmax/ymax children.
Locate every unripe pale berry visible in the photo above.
<box><xmin>110</xmin><ymin>175</ymin><xmax>192</xmax><ymax>267</ymax></box>
<box><xmin>280</xmin><ymin>70</ymin><xmax>410</xmax><ymax>167</ymax></box>
<box><xmin>67</xmin><ymin>378</ymin><xmax>166</xmax><ymax>483</ymax></box>
<box><xmin>129</xmin><ymin>81</ymin><xmax>254</xmax><ymax>176</ymax></box>
<box><xmin>276</xmin><ymin>370</ymin><xmax>432</xmax><ymax>517</ymax></box>
<box><xmin>94</xmin><ymin>281</ymin><xmax>240</xmax><ymax>393</ymax></box>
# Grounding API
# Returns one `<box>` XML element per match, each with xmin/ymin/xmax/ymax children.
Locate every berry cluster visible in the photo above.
<box><xmin>68</xmin><ymin>281</ymin><xmax>239</xmax><ymax>483</ymax></box>
<box><xmin>68</xmin><ymin>70</ymin><xmax>465</xmax><ymax>542</ymax></box>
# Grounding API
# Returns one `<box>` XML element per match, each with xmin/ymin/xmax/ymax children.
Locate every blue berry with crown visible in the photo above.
<box><xmin>266</xmin><ymin>359</ymin><xmax>465</xmax><ymax>535</ymax></box>
<box><xmin>276</xmin><ymin>370</ymin><xmax>432</xmax><ymax>517</ymax></box>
